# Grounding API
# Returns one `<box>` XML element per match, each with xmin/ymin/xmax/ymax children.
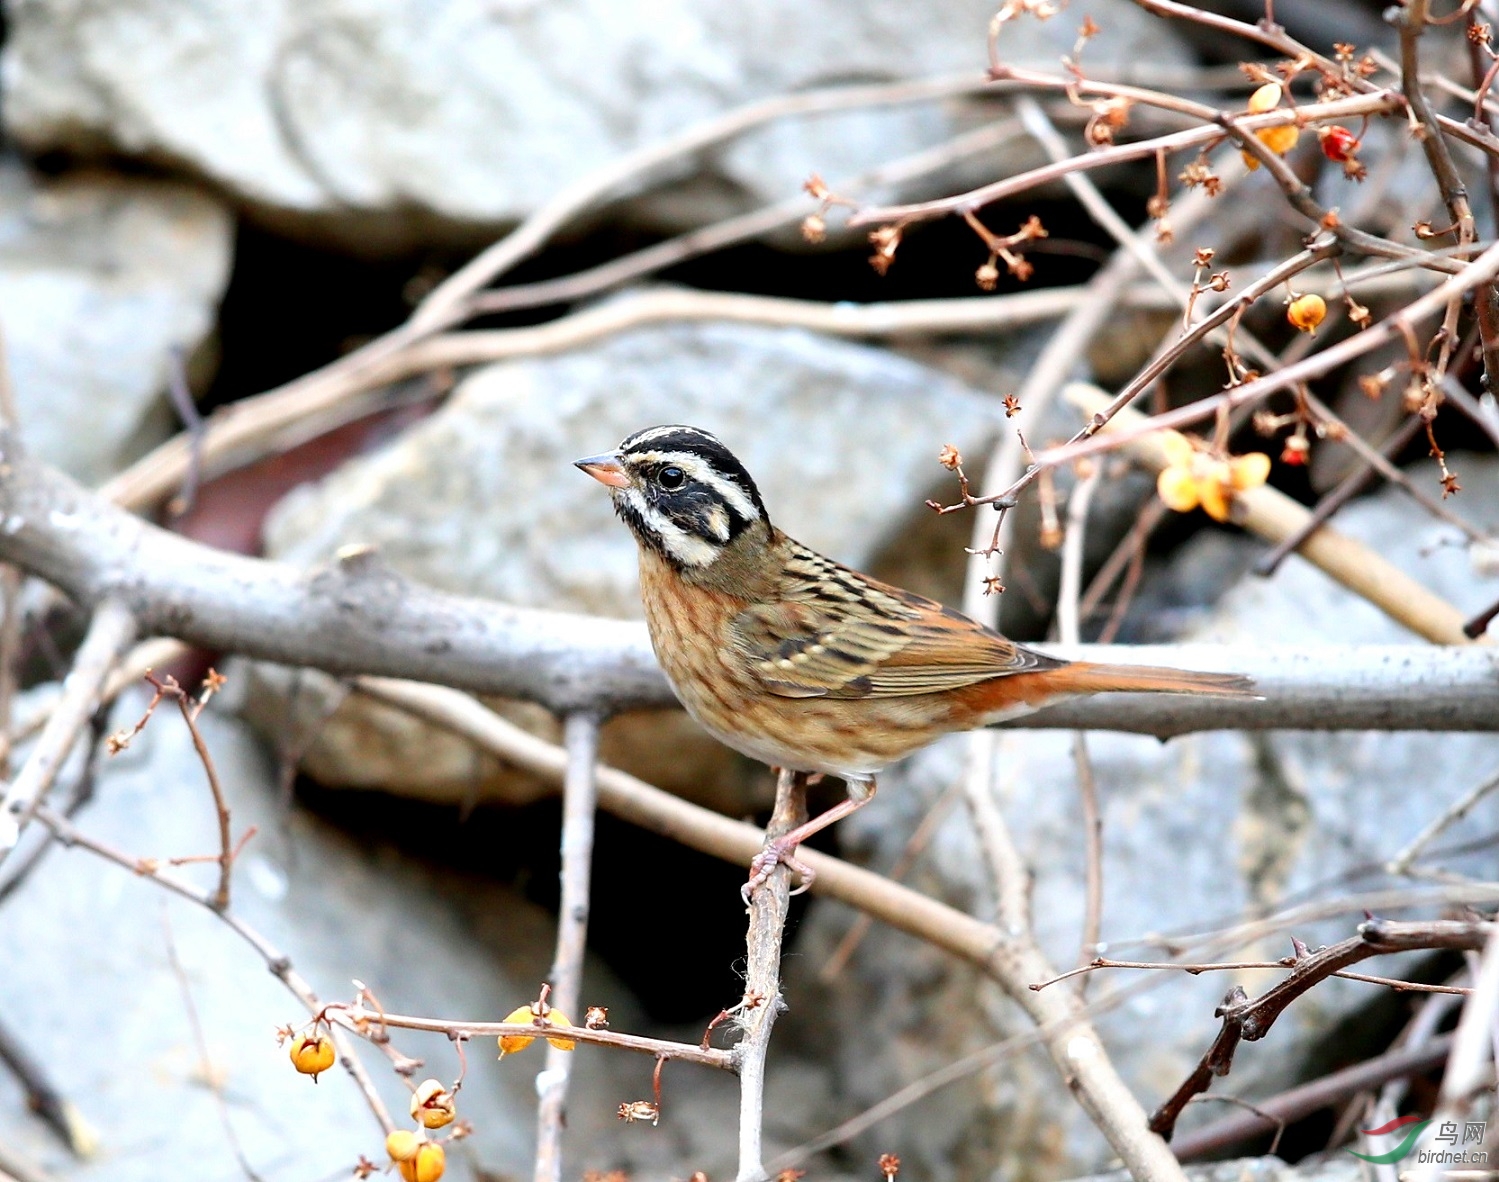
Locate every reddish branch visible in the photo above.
<box><xmin>1150</xmin><ymin>918</ymin><xmax>1492</xmax><ymax>1140</ymax></box>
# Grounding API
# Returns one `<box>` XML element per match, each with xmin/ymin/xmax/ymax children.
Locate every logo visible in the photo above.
<box><xmin>1347</xmin><ymin>1117</ymin><xmax>1489</xmax><ymax>1166</ymax></box>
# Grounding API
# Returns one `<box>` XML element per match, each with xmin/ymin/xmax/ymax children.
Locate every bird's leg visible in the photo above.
<box><xmin>742</xmin><ymin>776</ymin><xmax>876</xmax><ymax>902</ymax></box>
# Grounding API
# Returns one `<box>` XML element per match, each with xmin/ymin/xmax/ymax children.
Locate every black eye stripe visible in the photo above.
<box><xmin>617</xmin><ymin>424</ymin><xmax>769</xmax><ymax>526</ymax></box>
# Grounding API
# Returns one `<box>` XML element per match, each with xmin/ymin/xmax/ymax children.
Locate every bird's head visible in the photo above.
<box><xmin>575</xmin><ymin>425</ymin><xmax>770</xmax><ymax>570</ymax></box>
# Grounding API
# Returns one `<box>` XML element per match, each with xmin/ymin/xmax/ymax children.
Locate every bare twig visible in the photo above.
<box><xmin>0</xmin><ymin>1011</ymin><xmax>94</xmax><ymax>1156</ymax></box>
<box><xmin>0</xmin><ymin>598</ymin><xmax>136</xmax><ymax>860</ymax></box>
<box><xmin>161</xmin><ymin>906</ymin><xmax>263</xmax><ymax>1181</ymax></box>
<box><xmin>1151</xmin><ymin>919</ymin><xmax>1492</xmax><ymax>1140</ymax></box>
<box><xmin>735</xmin><ymin>768</ymin><xmax>803</xmax><ymax>1182</ymax></box>
<box><xmin>1172</xmin><ymin>1033</ymin><xmax>1454</xmax><ymax>1160</ymax></box>
<box><xmin>533</xmin><ymin>712</ymin><xmax>601</xmax><ymax>1182</ymax></box>
<box><xmin>1062</xmin><ymin>384</ymin><xmax>1478</xmax><ymax>645</ymax></box>
<box><xmin>1388</xmin><ymin>765</ymin><xmax>1499</xmax><ymax>876</ymax></box>
<box><xmin>31</xmin><ymin>805</ymin><xmax>396</xmax><ymax>1133</ymax></box>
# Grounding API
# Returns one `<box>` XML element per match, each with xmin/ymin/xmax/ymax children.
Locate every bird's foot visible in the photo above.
<box><xmin>741</xmin><ymin>840</ymin><xmax>816</xmax><ymax>904</ymax></box>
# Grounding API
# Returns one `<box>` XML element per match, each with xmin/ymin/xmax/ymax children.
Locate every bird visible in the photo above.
<box><xmin>575</xmin><ymin>425</ymin><xmax>1255</xmax><ymax>899</ymax></box>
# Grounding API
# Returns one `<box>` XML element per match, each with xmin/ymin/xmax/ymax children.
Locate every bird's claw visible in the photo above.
<box><xmin>741</xmin><ymin>840</ymin><xmax>816</xmax><ymax>904</ymax></box>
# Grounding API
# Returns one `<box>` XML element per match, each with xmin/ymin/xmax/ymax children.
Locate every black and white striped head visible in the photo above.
<box><xmin>574</xmin><ymin>425</ymin><xmax>769</xmax><ymax>569</ymax></box>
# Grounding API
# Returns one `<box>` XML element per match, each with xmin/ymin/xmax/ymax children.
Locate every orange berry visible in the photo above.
<box><xmin>1286</xmin><ymin>293</ymin><xmax>1326</xmax><ymax>333</ymax></box>
<box><xmin>386</xmin><ymin>1130</ymin><xmax>423</xmax><ymax>1162</ymax></box>
<box><xmin>288</xmin><ymin>1033</ymin><xmax>336</xmax><ymax>1079</ymax></box>
<box><xmin>544</xmin><ymin>1010</ymin><xmax>577</xmax><ymax>1052</ymax></box>
<box><xmin>1156</xmin><ymin>465</ymin><xmax>1200</xmax><ymax>513</ymax></box>
<box><xmin>1256</xmin><ymin>124</ymin><xmax>1299</xmax><ymax>156</ymax></box>
<box><xmin>398</xmin><ymin>1142</ymin><xmax>446</xmax><ymax>1182</ymax></box>
<box><xmin>499</xmin><ymin>1006</ymin><xmax>536</xmax><ymax>1055</ymax></box>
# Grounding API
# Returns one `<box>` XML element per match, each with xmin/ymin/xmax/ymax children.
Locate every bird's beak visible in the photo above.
<box><xmin>574</xmin><ymin>451</ymin><xmax>630</xmax><ymax>489</ymax></box>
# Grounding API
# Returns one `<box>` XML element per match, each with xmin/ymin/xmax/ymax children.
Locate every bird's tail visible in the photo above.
<box><xmin>1049</xmin><ymin>662</ymin><xmax>1257</xmax><ymax>697</ymax></box>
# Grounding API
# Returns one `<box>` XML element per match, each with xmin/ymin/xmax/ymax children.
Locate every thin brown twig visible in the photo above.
<box><xmin>1173</xmin><ymin>1034</ymin><xmax>1455</xmax><ymax>1160</ymax></box>
<box><xmin>1253</xmin><ymin>415</ymin><xmax>1426</xmax><ymax>577</ymax></box>
<box><xmin>31</xmin><ymin>804</ymin><xmax>397</xmax><ymax>1133</ymax></box>
<box><xmin>161</xmin><ymin>905</ymin><xmax>264</xmax><ymax>1181</ymax></box>
<box><xmin>1150</xmin><ymin>918</ymin><xmax>1492</xmax><ymax>1140</ymax></box>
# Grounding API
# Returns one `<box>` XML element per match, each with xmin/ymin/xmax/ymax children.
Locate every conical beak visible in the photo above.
<box><xmin>574</xmin><ymin>451</ymin><xmax>630</xmax><ymax>489</ymax></box>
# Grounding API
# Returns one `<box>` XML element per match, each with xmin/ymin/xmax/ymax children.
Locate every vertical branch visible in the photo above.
<box><xmin>533</xmin><ymin>711</ymin><xmax>601</xmax><ymax>1182</ymax></box>
<box><xmin>736</xmin><ymin>768</ymin><xmax>805</xmax><ymax>1182</ymax></box>
<box><xmin>0</xmin><ymin>598</ymin><xmax>137</xmax><ymax>860</ymax></box>
<box><xmin>1057</xmin><ymin>470</ymin><xmax>1105</xmax><ymax>980</ymax></box>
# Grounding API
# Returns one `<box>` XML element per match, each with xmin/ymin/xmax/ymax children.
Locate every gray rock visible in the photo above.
<box><xmin>0</xmin><ymin>159</ymin><xmax>232</xmax><ymax>484</ymax></box>
<box><xmin>251</xmin><ymin>320</ymin><xmax>1007</xmax><ymax>808</ymax></box>
<box><xmin>2</xmin><ymin>0</ymin><xmax>1187</xmax><ymax>244</ymax></box>
<box><xmin>0</xmin><ymin>689</ymin><xmax>765</xmax><ymax>1181</ymax></box>
<box><xmin>791</xmin><ymin>456</ymin><xmax>1499</xmax><ymax>1178</ymax></box>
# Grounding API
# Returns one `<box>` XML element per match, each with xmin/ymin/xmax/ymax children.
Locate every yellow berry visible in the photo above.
<box><xmin>1156</xmin><ymin>465</ymin><xmax>1200</xmax><ymax>513</ymax></box>
<box><xmin>1160</xmin><ymin>431</ymin><xmax>1195</xmax><ymax>469</ymax></box>
<box><xmin>1198</xmin><ymin>470</ymin><xmax>1233</xmax><ymax>522</ymax></box>
<box><xmin>410</xmin><ymin>1079</ymin><xmax>456</xmax><ymax>1130</ymax></box>
<box><xmin>399</xmin><ymin>1142</ymin><xmax>446</xmax><ymax>1182</ymax></box>
<box><xmin>1286</xmin><ymin>292</ymin><xmax>1326</xmax><ymax>333</ymax></box>
<box><xmin>386</xmin><ymin>1130</ymin><xmax>423</xmax><ymax>1162</ymax></box>
<box><xmin>1229</xmin><ymin>452</ymin><xmax>1272</xmax><ymax>490</ymax></box>
<box><xmin>1247</xmin><ymin>82</ymin><xmax>1283</xmax><ymax>113</ymax></box>
<box><xmin>544</xmin><ymin>1011</ymin><xmax>576</xmax><ymax>1052</ymax></box>
<box><xmin>499</xmin><ymin>1005</ymin><xmax>536</xmax><ymax>1055</ymax></box>
<box><xmin>288</xmin><ymin>1033</ymin><xmax>336</xmax><ymax>1079</ymax></box>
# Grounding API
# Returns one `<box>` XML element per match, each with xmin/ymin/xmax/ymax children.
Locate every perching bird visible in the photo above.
<box><xmin>576</xmin><ymin>425</ymin><xmax>1254</xmax><ymax>897</ymax></box>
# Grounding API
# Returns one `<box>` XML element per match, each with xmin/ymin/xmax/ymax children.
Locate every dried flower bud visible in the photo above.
<box><xmin>803</xmin><ymin>174</ymin><xmax>830</xmax><ymax>200</ymax></box>
<box><xmin>937</xmin><ymin>444</ymin><xmax>963</xmax><ymax>471</ymax></box>
<box><xmin>288</xmin><ymin>1033</ymin><xmax>335</xmax><ymax>1079</ymax></box>
<box><xmin>618</xmin><ymin>1100</ymin><xmax>661</xmax><ymax>1125</ymax></box>
<box><xmin>880</xmin><ymin>1154</ymin><xmax>903</xmax><ymax>1179</ymax></box>
<box><xmin>411</xmin><ymin>1080</ymin><xmax>457</xmax><ymax>1130</ymax></box>
<box><xmin>1286</xmin><ymin>293</ymin><xmax>1326</xmax><ymax>333</ymax></box>
<box><xmin>800</xmin><ymin>214</ymin><xmax>826</xmax><ymax>244</ymax></box>
<box><xmin>1002</xmin><ymin>394</ymin><xmax>1022</xmax><ymax>418</ymax></box>
<box><xmin>1192</xmin><ymin>247</ymin><xmax>1215</xmax><ymax>268</ymax></box>
<box><xmin>975</xmin><ymin>260</ymin><xmax>1000</xmax><ymax>290</ymax></box>
<box><xmin>1252</xmin><ymin>410</ymin><xmax>1280</xmax><ymax>436</ymax></box>
<box><xmin>585</xmin><ymin>1006</ymin><xmax>609</xmax><ymax>1029</ymax></box>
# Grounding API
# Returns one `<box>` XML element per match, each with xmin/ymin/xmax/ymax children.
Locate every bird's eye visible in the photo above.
<box><xmin>657</xmin><ymin>466</ymin><xmax>686</xmax><ymax>490</ymax></box>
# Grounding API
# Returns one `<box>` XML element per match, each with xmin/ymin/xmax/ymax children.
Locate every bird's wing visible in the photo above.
<box><xmin>727</xmin><ymin>541</ymin><xmax>1059</xmax><ymax>699</ymax></box>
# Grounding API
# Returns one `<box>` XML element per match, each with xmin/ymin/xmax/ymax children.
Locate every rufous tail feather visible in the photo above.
<box><xmin>1051</xmin><ymin>663</ymin><xmax>1257</xmax><ymax>697</ymax></box>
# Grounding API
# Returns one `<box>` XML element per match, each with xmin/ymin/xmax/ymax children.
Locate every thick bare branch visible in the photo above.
<box><xmin>1</xmin><ymin>447</ymin><xmax>1497</xmax><ymax>729</ymax></box>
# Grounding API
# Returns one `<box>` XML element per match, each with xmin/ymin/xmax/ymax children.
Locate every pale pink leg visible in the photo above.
<box><xmin>742</xmin><ymin>778</ymin><xmax>876</xmax><ymax>903</ymax></box>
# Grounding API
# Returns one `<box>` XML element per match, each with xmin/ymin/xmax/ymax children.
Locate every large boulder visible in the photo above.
<box><xmin>0</xmin><ymin>158</ymin><xmax>232</xmax><ymax>484</ymax></box>
<box><xmin>2</xmin><ymin>0</ymin><xmax>1188</xmax><ymax>246</ymax></box>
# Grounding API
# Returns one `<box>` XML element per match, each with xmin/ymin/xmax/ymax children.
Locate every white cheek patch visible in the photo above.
<box><xmin>620</xmin><ymin>488</ymin><xmax>720</xmax><ymax>567</ymax></box>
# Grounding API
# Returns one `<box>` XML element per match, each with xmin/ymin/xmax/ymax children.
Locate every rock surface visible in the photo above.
<box><xmin>2</xmin><ymin>0</ymin><xmax>1187</xmax><ymax>244</ymax></box>
<box><xmin>0</xmin><ymin>159</ymin><xmax>232</xmax><ymax>484</ymax></box>
<box><xmin>250</xmin><ymin>320</ymin><xmax>1007</xmax><ymax>808</ymax></box>
<box><xmin>789</xmin><ymin>455</ymin><xmax>1499</xmax><ymax>1179</ymax></box>
<box><xmin>0</xmin><ymin>690</ymin><xmax>780</xmax><ymax>1182</ymax></box>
